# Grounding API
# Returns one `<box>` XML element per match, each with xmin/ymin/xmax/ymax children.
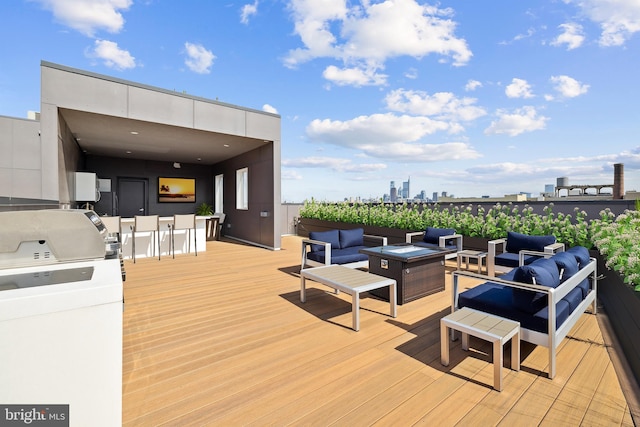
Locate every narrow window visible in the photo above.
<box><xmin>236</xmin><ymin>167</ymin><xmax>248</xmax><ymax>210</ymax></box>
<box><xmin>215</xmin><ymin>174</ymin><xmax>224</xmax><ymax>213</ymax></box>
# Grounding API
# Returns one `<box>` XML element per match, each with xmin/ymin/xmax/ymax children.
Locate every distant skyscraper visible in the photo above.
<box><xmin>433</xmin><ymin>192</ymin><xmax>438</xmax><ymax>202</ymax></box>
<box><xmin>390</xmin><ymin>187</ymin><xmax>397</xmax><ymax>202</ymax></box>
<box><xmin>402</xmin><ymin>177</ymin><xmax>410</xmax><ymax>199</ymax></box>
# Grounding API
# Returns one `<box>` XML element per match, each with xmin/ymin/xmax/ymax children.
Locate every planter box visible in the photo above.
<box><xmin>595</xmin><ymin>252</ymin><xmax>640</xmax><ymax>386</ymax></box>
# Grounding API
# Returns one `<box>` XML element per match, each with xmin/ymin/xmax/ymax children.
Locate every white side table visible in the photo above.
<box><xmin>456</xmin><ymin>250</ymin><xmax>487</xmax><ymax>273</ymax></box>
<box><xmin>440</xmin><ymin>307</ymin><xmax>520</xmax><ymax>391</ymax></box>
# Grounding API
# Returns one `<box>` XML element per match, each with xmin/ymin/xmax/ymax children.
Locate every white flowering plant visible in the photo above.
<box><xmin>591</xmin><ymin>206</ymin><xmax>640</xmax><ymax>292</ymax></box>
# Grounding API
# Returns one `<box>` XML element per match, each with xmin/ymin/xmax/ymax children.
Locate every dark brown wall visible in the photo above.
<box><xmin>215</xmin><ymin>143</ymin><xmax>275</xmax><ymax>247</ymax></box>
<box><xmin>86</xmin><ymin>155</ymin><xmax>213</xmax><ymax>217</ymax></box>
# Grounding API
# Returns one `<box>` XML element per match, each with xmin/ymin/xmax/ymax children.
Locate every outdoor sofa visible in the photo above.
<box><xmin>301</xmin><ymin>228</ymin><xmax>387</xmax><ymax>270</ymax></box>
<box><xmin>451</xmin><ymin>245</ymin><xmax>597</xmax><ymax>379</ymax></box>
<box><xmin>487</xmin><ymin>231</ymin><xmax>565</xmax><ymax>277</ymax></box>
<box><xmin>405</xmin><ymin>227</ymin><xmax>463</xmax><ymax>260</ymax></box>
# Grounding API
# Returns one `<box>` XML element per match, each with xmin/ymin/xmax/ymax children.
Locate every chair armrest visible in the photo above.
<box><xmin>405</xmin><ymin>231</ymin><xmax>424</xmax><ymax>243</ymax></box>
<box><xmin>487</xmin><ymin>238</ymin><xmax>507</xmax><ymax>277</ymax></box>
<box><xmin>364</xmin><ymin>234</ymin><xmax>388</xmax><ymax>246</ymax></box>
<box><xmin>302</xmin><ymin>238</ymin><xmax>331</xmax><ymax>251</ymax></box>
<box><xmin>545</xmin><ymin>242</ymin><xmax>565</xmax><ymax>253</ymax></box>
<box><xmin>301</xmin><ymin>238</ymin><xmax>332</xmax><ymax>267</ymax></box>
<box><xmin>439</xmin><ymin>233</ymin><xmax>463</xmax><ymax>251</ymax></box>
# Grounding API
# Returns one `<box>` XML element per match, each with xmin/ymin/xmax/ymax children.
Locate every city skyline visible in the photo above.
<box><xmin>1</xmin><ymin>1</ymin><xmax>640</xmax><ymax>202</ymax></box>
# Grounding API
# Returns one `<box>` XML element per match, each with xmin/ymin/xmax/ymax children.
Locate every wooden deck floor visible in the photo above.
<box><xmin>122</xmin><ymin>236</ymin><xmax>634</xmax><ymax>426</ymax></box>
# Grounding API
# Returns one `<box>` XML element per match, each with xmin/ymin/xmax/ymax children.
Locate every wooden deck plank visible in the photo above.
<box><xmin>120</xmin><ymin>236</ymin><xmax>633</xmax><ymax>426</ymax></box>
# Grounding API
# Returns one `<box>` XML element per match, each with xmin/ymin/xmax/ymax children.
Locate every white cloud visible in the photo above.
<box><xmin>505</xmin><ymin>78</ymin><xmax>534</xmax><ymax>98</ymax></box>
<box><xmin>282</xmin><ymin>156</ymin><xmax>387</xmax><ymax>172</ymax></box>
<box><xmin>305</xmin><ymin>112</ymin><xmax>482</xmax><ymax>162</ymax></box>
<box><xmin>385</xmin><ymin>89</ymin><xmax>486</xmax><ymax>122</ymax></box>
<box><xmin>240</xmin><ymin>1</ymin><xmax>259</xmax><ymax>24</ymax></box>
<box><xmin>322</xmin><ymin>65</ymin><xmax>387</xmax><ymax>86</ymax></box>
<box><xmin>551</xmin><ymin>22</ymin><xmax>585</xmax><ymax>50</ymax></box>
<box><xmin>262</xmin><ymin>104</ymin><xmax>278</xmax><ymax>114</ymax></box>
<box><xmin>550</xmin><ymin>75</ymin><xmax>589</xmax><ymax>98</ymax></box>
<box><xmin>88</xmin><ymin>39</ymin><xmax>136</xmax><ymax>70</ymax></box>
<box><xmin>33</xmin><ymin>0</ymin><xmax>132</xmax><ymax>37</ymax></box>
<box><xmin>184</xmin><ymin>42</ymin><xmax>215</xmax><ymax>74</ymax></box>
<box><xmin>404</xmin><ymin>67</ymin><xmax>418</xmax><ymax>79</ymax></box>
<box><xmin>285</xmin><ymin>0</ymin><xmax>471</xmax><ymax>86</ymax></box>
<box><xmin>281</xmin><ymin>169</ymin><xmax>303</xmax><ymax>180</ymax></box>
<box><xmin>569</xmin><ymin>0</ymin><xmax>640</xmax><ymax>46</ymax></box>
<box><xmin>484</xmin><ymin>106</ymin><xmax>548</xmax><ymax>136</ymax></box>
<box><xmin>307</xmin><ymin>113</ymin><xmax>452</xmax><ymax>147</ymax></box>
<box><xmin>465</xmin><ymin>79</ymin><xmax>482</xmax><ymax>91</ymax></box>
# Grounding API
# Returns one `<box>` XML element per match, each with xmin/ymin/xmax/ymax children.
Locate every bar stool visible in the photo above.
<box><xmin>100</xmin><ymin>216</ymin><xmax>121</xmax><ymax>242</ymax></box>
<box><xmin>169</xmin><ymin>214</ymin><xmax>197</xmax><ymax>258</ymax></box>
<box><xmin>131</xmin><ymin>215</ymin><xmax>160</xmax><ymax>263</ymax></box>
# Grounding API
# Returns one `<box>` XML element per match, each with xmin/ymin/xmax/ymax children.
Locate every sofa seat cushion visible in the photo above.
<box><xmin>339</xmin><ymin>228</ymin><xmax>364</xmax><ymax>248</ymax></box>
<box><xmin>423</xmin><ymin>227</ymin><xmax>456</xmax><ymax>245</ymax></box>
<box><xmin>309</xmin><ymin>230</ymin><xmax>340</xmax><ymax>252</ymax></box>
<box><xmin>505</xmin><ymin>231</ymin><xmax>556</xmax><ymax>253</ymax></box>
<box><xmin>306</xmin><ymin>246</ymin><xmax>368</xmax><ymax>265</ymax></box>
<box><xmin>495</xmin><ymin>252</ymin><xmax>540</xmax><ymax>268</ymax></box>
<box><xmin>458</xmin><ymin>282</ymin><xmax>573</xmax><ymax>333</ymax></box>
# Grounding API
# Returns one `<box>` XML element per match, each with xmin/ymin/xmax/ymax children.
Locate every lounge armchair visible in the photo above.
<box><xmin>452</xmin><ymin>246</ymin><xmax>597</xmax><ymax>379</ymax></box>
<box><xmin>301</xmin><ymin>228</ymin><xmax>387</xmax><ymax>270</ymax></box>
<box><xmin>487</xmin><ymin>231</ymin><xmax>564</xmax><ymax>277</ymax></box>
<box><xmin>405</xmin><ymin>227</ymin><xmax>462</xmax><ymax>260</ymax></box>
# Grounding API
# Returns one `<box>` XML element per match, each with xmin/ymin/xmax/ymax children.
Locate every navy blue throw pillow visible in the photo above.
<box><xmin>423</xmin><ymin>227</ymin><xmax>455</xmax><ymax>245</ymax></box>
<box><xmin>339</xmin><ymin>228</ymin><xmax>364</xmax><ymax>248</ymax></box>
<box><xmin>505</xmin><ymin>231</ymin><xmax>556</xmax><ymax>253</ymax></box>
<box><xmin>309</xmin><ymin>230</ymin><xmax>340</xmax><ymax>252</ymax></box>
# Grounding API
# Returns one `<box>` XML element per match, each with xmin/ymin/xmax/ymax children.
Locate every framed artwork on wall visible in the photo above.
<box><xmin>158</xmin><ymin>177</ymin><xmax>196</xmax><ymax>203</ymax></box>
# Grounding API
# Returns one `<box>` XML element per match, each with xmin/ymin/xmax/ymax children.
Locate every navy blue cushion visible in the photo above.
<box><xmin>512</xmin><ymin>259</ymin><xmax>560</xmax><ymax>313</ymax></box>
<box><xmin>458</xmin><ymin>282</ymin><xmax>573</xmax><ymax>333</ymax></box>
<box><xmin>309</xmin><ymin>230</ymin><xmax>340</xmax><ymax>252</ymax></box>
<box><xmin>307</xmin><ymin>246</ymin><xmax>367</xmax><ymax>265</ymax></box>
<box><xmin>566</xmin><ymin>246</ymin><xmax>590</xmax><ymax>268</ymax></box>
<box><xmin>505</xmin><ymin>231</ymin><xmax>556</xmax><ymax>253</ymax></box>
<box><xmin>423</xmin><ymin>227</ymin><xmax>455</xmax><ymax>245</ymax></box>
<box><xmin>552</xmin><ymin>252</ymin><xmax>579</xmax><ymax>282</ymax></box>
<box><xmin>495</xmin><ymin>252</ymin><xmax>540</xmax><ymax>268</ymax></box>
<box><xmin>339</xmin><ymin>228</ymin><xmax>364</xmax><ymax>248</ymax></box>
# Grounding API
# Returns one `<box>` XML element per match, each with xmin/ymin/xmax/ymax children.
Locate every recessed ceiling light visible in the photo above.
<box><xmin>126</xmin><ymin>150</ymin><xmax>132</xmax><ymax>154</ymax></box>
<box><xmin>223</xmin><ymin>144</ymin><xmax>230</xmax><ymax>147</ymax></box>
<box><xmin>196</xmin><ymin>158</ymin><xmax>202</xmax><ymax>161</ymax></box>
<box><xmin>130</xmin><ymin>131</ymin><xmax>139</xmax><ymax>135</ymax></box>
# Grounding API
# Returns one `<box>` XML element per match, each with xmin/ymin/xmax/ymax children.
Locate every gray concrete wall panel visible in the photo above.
<box><xmin>0</xmin><ymin>117</ymin><xmax>15</xmax><ymax>169</ymax></box>
<box><xmin>128</xmin><ymin>86</ymin><xmax>194</xmax><ymax>127</ymax></box>
<box><xmin>245</xmin><ymin>111</ymin><xmax>280</xmax><ymax>141</ymax></box>
<box><xmin>41</xmin><ymin>67</ymin><xmax>128</xmax><ymax>117</ymax></box>
<box><xmin>193</xmin><ymin>101</ymin><xmax>246</xmax><ymax>135</ymax></box>
<box><xmin>40</xmin><ymin>103</ymin><xmax>60</xmax><ymax>200</ymax></box>
<box><xmin>12</xmin><ymin>169</ymin><xmax>42</xmax><ymax>199</ymax></box>
<box><xmin>12</xmin><ymin>119</ymin><xmax>41</xmax><ymax>170</ymax></box>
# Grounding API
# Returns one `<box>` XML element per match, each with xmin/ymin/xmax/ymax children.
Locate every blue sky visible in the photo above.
<box><xmin>1</xmin><ymin>0</ymin><xmax>640</xmax><ymax>202</ymax></box>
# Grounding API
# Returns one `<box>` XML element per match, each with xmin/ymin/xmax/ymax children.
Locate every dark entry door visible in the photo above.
<box><xmin>118</xmin><ymin>178</ymin><xmax>148</xmax><ymax>218</ymax></box>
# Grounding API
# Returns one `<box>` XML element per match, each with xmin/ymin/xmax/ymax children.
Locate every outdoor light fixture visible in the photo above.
<box><xmin>173</xmin><ymin>162</ymin><xmax>181</xmax><ymax>169</ymax></box>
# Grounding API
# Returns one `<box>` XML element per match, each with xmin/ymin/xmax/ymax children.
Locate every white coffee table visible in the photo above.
<box><xmin>440</xmin><ymin>307</ymin><xmax>520</xmax><ymax>391</ymax></box>
<box><xmin>300</xmin><ymin>265</ymin><xmax>397</xmax><ymax>331</ymax></box>
<box><xmin>456</xmin><ymin>250</ymin><xmax>487</xmax><ymax>273</ymax></box>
